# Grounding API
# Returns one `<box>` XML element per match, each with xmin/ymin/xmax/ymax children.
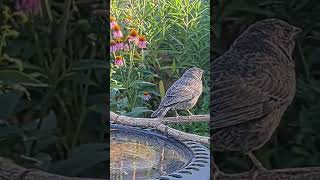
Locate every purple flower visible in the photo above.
<box><xmin>15</xmin><ymin>0</ymin><xmax>41</xmax><ymax>14</ymax></box>
<box><xmin>110</xmin><ymin>16</ymin><xmax>117</xmax><ymax>29</ymax></box>
<box><xmin>114</xmin><ymin>56</ymin><xmax>124</xmax><ymax>67</ymax></box>
<box><xmin>115</xmin><ymin>38</ymin><xmax>124</xmax><ymax>51</ymax></box>
<box><xmin>123</xmin><ymin>43</ymin><xmax>130</xmax><ymax>52</ymax></box>
<box><xmin>112</xmin><ymin>24</ymin><xmax>123</xmax><ymax>39</ymax></box>
<box><xmin>128</xmin><ymin>29</ymin><xmax>139</xmax><ymax>44</ymax></box>
<box><xmin>138</xmin><ymin>36</ymin><xmax>147</xmax><ymax>49</ymax></box>
<box><xmin>110</xmin><ymin>40</ymin><xmax>117</xmax><ymax>53</ymax></box>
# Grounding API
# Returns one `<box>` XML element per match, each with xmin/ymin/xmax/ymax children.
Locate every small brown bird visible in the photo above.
<box><xmin>151</xmin><ymin>67</ymin><xmax>204</xmax><ymax>118</ymax></box>
<box><xmin>211</xmin><ymin>19</ymin><xmax>302</xmax><ymax>177</ymax></box>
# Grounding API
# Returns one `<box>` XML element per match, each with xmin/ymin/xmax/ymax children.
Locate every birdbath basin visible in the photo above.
<box><xmin>110</xmin><ymin>124</ymin><xmax>210</xmax><ymax>180</ymax></box>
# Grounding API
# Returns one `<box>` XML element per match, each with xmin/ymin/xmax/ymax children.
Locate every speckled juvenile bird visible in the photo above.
<box><xmin>211</xmin><ymin>19</ymin><xmax>301</xmax><ymax>175</ymax></box>
<box><xmin>151</xmin><ymin>67</ymin><xmax>204</xmax><ymax>118</ymax></box>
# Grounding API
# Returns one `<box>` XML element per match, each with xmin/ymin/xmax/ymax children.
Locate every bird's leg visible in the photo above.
<box><xmin>187</xmin><ymin>109</ymin><xmax>193</xmax><ymax>116</ymax></box>
<box><xmin>247</xmin><ymin>152</ymin><xmax>266</xmax><ymax>170</ymax></box>
<box><xmin>247</xmin><ymin>152</ymin><xmax>266</xmax><ymax>180</ymax></box>
<box><xmin>212</xmin><ymin>160</ymin><xmax>220</xmax><ymax>178</ymax></box>
<box><xmin>187</xmin><ymin>109</ymin><xmax>193</xmax><ymax>120</ymax></box>
<box><xmin>212</xmin><ymin>160</ymin><xmax>226</xmax><ymax>179</ymax></box>
<box><xmin>174</xmin><ymin>110</ymin><xmax>180</xmax><ymax>120</ymax></box>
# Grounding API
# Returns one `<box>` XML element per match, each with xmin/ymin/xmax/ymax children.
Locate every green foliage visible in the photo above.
<box><xmin>0</xmin><ymin>0</ymin><xmax>107</xmax><ymax>178</ymax></box>
<box><xmin>214</xmin><ymin>0</ymin><xmax>320</xmax><ymax>173</ymax></box>
<box><xmin>110</xmin><ymin>0</ymin><xmax>210</xmax><ymax>135</ymax></box>
<box><xmin>0</xmin><ymin>0</ymin><xmax>210</xmax><ymax>177</ymax></box>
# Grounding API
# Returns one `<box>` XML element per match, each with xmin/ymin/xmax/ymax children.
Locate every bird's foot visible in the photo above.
<box><xmin>213</xmin><ymin>168</ymin><xmax>221</xmax><ymax>179</ymax></box>
<box><xmin>212</xmin><ymin>162</ymin><xmax>227</xmax><ymax>179</ymax></box>
<box><xmin>247</xmin><ymin>152</ymin><xmax>267</xmax><ymax>180</ymax></box>
<box><xmin>174</xmin><ymin>110</ymin><xmax>180</xmax><ymax>120</ymax></box>
<box><xmin>248</xmin><ymin>152</ymin><xmax>266</xmax><ymax>171</ymax></box>
<box><xmin>186</xmin><ymin>110</ymin><xmax>193</xmax><ymax>120</ymax></box>
<box><xmin>248</xmin><ymin>165</ymin><xmax>266</xmax><ymax>180</ymax></box>
<box><xmin>187</xmin><ymin>110</ymin><xmax>194</xmax><ymax>116</ymax></box>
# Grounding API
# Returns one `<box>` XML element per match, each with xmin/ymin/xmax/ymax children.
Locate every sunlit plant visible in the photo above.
<box><xmin>109</xmin><ymin>12</ymin><xmax>155</xmax><ymax>116</ymax></box>
<box><xmin>110</xmin><ymin>0</ymin><xmax>210</xmax><ymax>121</ymax></box>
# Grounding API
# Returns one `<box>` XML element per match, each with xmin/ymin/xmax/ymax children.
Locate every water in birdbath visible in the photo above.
<box><xmin>110</xmin><ymin>128</ymin><xmax>191</xmax><ymax>180</ymax></box>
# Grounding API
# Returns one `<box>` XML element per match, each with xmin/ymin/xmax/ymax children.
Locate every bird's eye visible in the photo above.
<box><xmin>278</xmin><ymin>29</ymin><xmax>290</xmax><ymax>39</ymax></box>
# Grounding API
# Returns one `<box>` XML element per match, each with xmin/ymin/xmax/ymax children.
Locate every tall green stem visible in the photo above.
<box><xmin>0</xmin><ymin>34</ymin><xmax>6</xmax><ymax>62</ymax></box>
<box><xmin>71</xmin><ymin>69</ymin><xmax>92</xmax><ymax>149</ymax></box>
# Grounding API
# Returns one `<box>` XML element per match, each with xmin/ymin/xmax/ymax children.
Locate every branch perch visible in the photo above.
<box><xmin>109</xmin><ymin>112</ymin><xmax>210</xmax><ymax>145</ymax></box>
<box><xmin>215</xmin><ymin>167</ymin><xmax>320</xmax><ymax>180</ymax></box>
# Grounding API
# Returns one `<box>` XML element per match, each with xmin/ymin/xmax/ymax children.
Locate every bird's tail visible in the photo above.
<box><xmin>151</xmin><ymin>107</ymin><xmax>170</xmax><ymax>118</ymax></box>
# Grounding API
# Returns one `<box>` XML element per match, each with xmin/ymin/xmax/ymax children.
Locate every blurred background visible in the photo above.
<box><xmin>213</xmin><ymin>0</ymin><xmax>320</xmax><ymax>173</ymax></box>
<box><xmin>0</xmin><ymin>0</ymin><xmax>211</xmax><ymax>178</ymax></box>
<box><xmin>0</xmin><ymin>0</ymin><xmax>108</xmax><ymax>178</ymax></box>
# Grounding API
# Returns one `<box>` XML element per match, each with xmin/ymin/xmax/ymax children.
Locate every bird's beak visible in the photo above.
<box><xmin>292</xmin><ymin>26</ymin><xmax>302</xmax><ymax>38</ymax></box>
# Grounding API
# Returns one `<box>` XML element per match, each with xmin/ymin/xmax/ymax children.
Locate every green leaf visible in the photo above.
<box><xmin>0</xmin><ymin>70</ymin><xmax>47</xmax><ymax>87</ymax></box>
<box><xmin>71</xmin><ymin>59</ymin><xmax>107</xmax><ymax>71</ymax></box>
<box><xmin>132</xmin><ymin>80</ymin><xmax>156</xmax><ymax>86</ymax></box>
<box><xmin>126</xmin><ymin>107</ymin><xmax>153</xmax><ymax>117</ymax></box>
<box><xmin>68</xmin><ymin>72</ymin><xmax>98</xmax><ymax>86</ymax></box>
<box><xmin>172</xmin><ymin>59</ymin><xmax>177</xmax><ymax>73</ymax></box>
<box><xmin>159</xmin><ymin>80</ymin><xmax>166</xmax><ymax>98</ymax></box>
<box><xmin>169</xmin><ymin>34</ymin><xmax>184</xmax><ymax>47</ymax></box>
<box><xmin>2</xmin><ymin>54</ymin><xmax>23</xmax><ymax>71</ymax></box>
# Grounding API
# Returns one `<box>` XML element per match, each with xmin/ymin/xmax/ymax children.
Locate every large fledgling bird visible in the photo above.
<box><xmin>211</xmin><ymin>19</ymin><xmax>302</xmax><ymax>178</ymax></box>
<box><xmin>151</xmin><ymin>67</ymin><xmax>204</xmax><ymax>118</ymax></box>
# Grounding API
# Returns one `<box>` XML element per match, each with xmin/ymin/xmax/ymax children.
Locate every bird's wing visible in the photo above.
<box><xmin>211</xmin><ymin>68</ymin><xmax>286</xmax><ymax>129</ymax></box>
<box><xmin>162</xmin><ymin>78</ymin><xmax>202</xmax><ymax>107</ymax></box>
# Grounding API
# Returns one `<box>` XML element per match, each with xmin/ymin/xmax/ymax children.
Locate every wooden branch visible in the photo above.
<box><xmin>161</xmin><ymin>114</ymin><xmax>210</xmax><ymax>124</ymax></box>
<box><xmin>0</xmin><ymin>157</ymin><xmax>105</xmax><ymax>180</ymax></box>
<box><xmin>216</xmin><ymin>167</ymin><xmax>320</xmax><ymax>180</ymax></box>
<box><xmin>110</xmin><ymin>112</ymin><xmax>210</xmax><ymax>124</ymax></box>
<box><xmin>110</xmin><ymin>112</ymin><xmax>210</xmax><ymax>145</ymax></box>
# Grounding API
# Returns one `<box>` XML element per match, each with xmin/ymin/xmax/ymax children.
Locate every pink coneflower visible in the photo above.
<box><xmin>112</xmin><ymin>24</ymin><xmax>123</xmax><ymax>39</ymax></box>
<box><xmin>110</xmin><ymin>16</ymin><xmax>117</xmax><ymax>29</ymax></box>
<box><xmin>123</xmin><ymin>43</ymin><xmax>130</xmax><ymax>51</ymax></box>
<box><xmin>15</xmin><ymin>0</ymin><xmax>41</xmax><ymax>14</ymax></box>
<box><xmin>115</xmin><ymin>38</ymin><xmax>124</xmax><ymax>51</ymax></box>
<box><xmin>127</xmin><ymin>29</ymin><xmax>139</xmax><ymax>43</ymax></box>
<box><xmin>114</xmin><ymin>56</ymin><xmax>124</xmax><ymax>67</ymax></box>
<box><xmin>138</xmin><ymin>35</ymin><xmax>147</xmax><ymax>49</ymax></box>
<box><xmin>143</xmin><ymin>91</ymin><xmax>151</xmax><ymax>101</ymax></box>
<box><xmin>110</xmin><ymin>40</ymin><xmax>117</xmax><ymax>53</ymax></box>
